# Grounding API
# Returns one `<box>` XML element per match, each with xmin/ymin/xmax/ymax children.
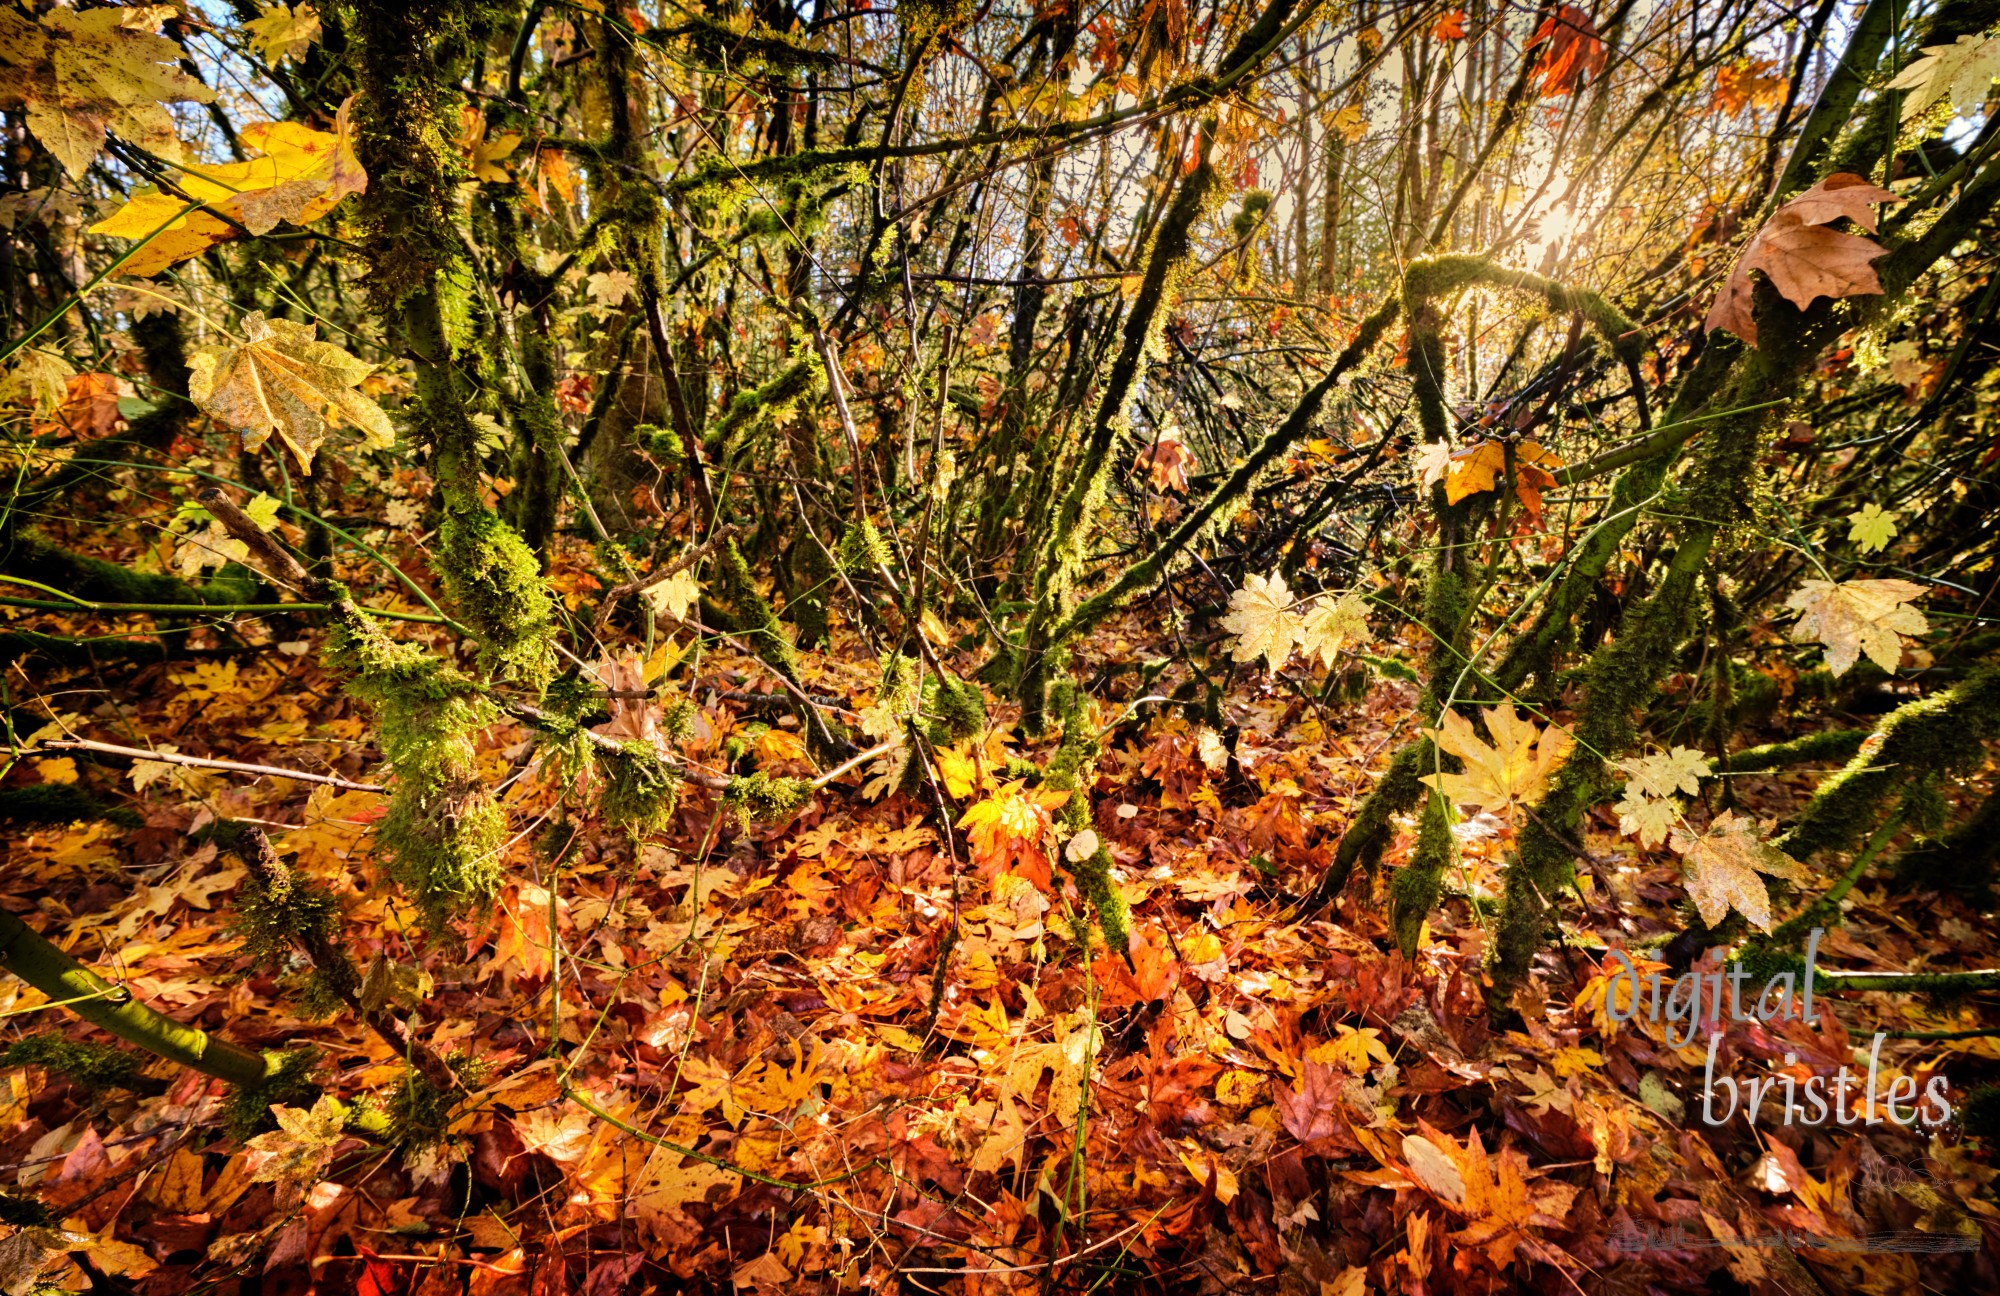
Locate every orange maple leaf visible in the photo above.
<box><xmin>1443</xmin><ymin>439</ymin><xmax>1562</xmax><ymax>518</ymax></box>
<box><xmin>1527</xmin><ymin>6</ymin><xmax>1605</xmax><ymax>97</ymax></box>
<box><xmin>956</xmin><ymin>781</ymin><xmax>1068</xmax><ymax>890</ymax></box>
<box><xmin>1704</xmin><ymin>173</ymin><xmax>1900</xmax><ymax>345</ymax></box>
<box><xmin>1433</xmin><ymin>8</ymin><xmax>1466</xmax><ymax>40</ymax></box>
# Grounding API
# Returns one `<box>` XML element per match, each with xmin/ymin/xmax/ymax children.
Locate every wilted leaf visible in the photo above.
<box><xmin>246</xmin><ymin>1096</ymin><xmax>347</xmax><ymax>1187</ymax></box>
<box><xmin>588</xmin><ymin>268</ymin><xmax>635</xmax><ymax>309</ymax></box>
<box><xmin>188</xmin><ymin>311</ymin><xmax>397</xmax><ymax>472</ymax></box>
<box><xmin>1136</xmin><ymin>428</ymin><xmax>1196</xmax><ymax>492</ymax></box>
<box><xmin>1617</xmin><ymin>746</ymin><xmax>1710</xmax><ymax>800</ymax></box>
<box><xmin>1704</xmin><ymin>174</ymin><xmax>1899</xmax><ymax>345</ymax></box>
<box><xmin>642</xmin><ymin>570</ymin><xmax>701</xmax><ymax>621</ymax></box>
<box><xmin>1614</xmin><ymin>790</ymin><xmax>1678</xmax><ymax>848</ymax></box>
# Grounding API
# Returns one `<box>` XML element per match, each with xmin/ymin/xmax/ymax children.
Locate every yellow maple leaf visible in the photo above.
<box><xmin>188</xmin><ymin>311</ymin><xmax>396</xmax><ymax>472</ymax></box>
<box><xmin>1784</xmin><ymin>577</ymin><xmax>1928</xmax><ymax>676</ymax></box>
<box><xmin>1297</xmin><ymin>589</ymin><xmax>1371</xmax><ymax>667</ymax></box>
<box><xmin>243</xmin><ymin>4</ymin><xmax>322</xmax><ymax>65</ymax></box>
<box><xmin>245</xmin><ymin>1095</ymin><xmax>347</xmax><ymax>1186</ymax></box>
<box><xmin>0</xmin><ymin>5</ymin><xmax>215</xmax><ymax>179</ymax></box>
<box><xmin>459</xmin><ymin>105</ymin><xmax>523</xmax><ymax>183</ymax></box>
<box><xmin>1550</xmin><ymin>1045</ymin><xmax>1604</xmax><ymax>1078</ymax></box>
<box><xmin>90</xmin><ymin>99</ymin><xmax>366</xmax><ymax>278</ymax></box>
<box><xmin>1443</xmin><ymin>439</ymin><xmax>1562</xmax><ymax>514</ymax></box>
<box><xmin>1670</xmin><ymin>811</ymin><xmax>1810</xmax><ymax>931</ymax></box>
<box><xmin>1308</xmin><ymin>1023</ymin><xmax>1392</xmax><ymax>1076</ymax></box>
<box><xmin>1221</xmin><ymin>570</ymin><xmax>1301</xmax><ymax>666</ymax></box>
<box><xmin>1420</xmin><ymin>703</ymin><xmax>1574</xmax><ymax>820</ymax></box>
<box><xmin>631</xmin><ymin>1156</ymin><xmax>735</xmax><ymax>1236</ymax></box>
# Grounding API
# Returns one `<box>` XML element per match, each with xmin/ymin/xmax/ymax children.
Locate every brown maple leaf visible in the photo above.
<box><xmin>1704</xmin><ymin>174</ymin><xmax>1900</xmax><ymax>345</ymax></box>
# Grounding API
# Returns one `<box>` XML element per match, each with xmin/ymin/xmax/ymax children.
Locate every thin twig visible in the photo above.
<box><xmin>31</xmin><ymin>737</ymin><xmax>386</xmax><ymax>793</ymax></box>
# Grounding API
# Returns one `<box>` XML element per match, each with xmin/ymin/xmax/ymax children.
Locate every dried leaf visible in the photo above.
<box><xmin>1704</xmin><ymin>174</ymin><xmax>1899</xmax><ymax>345</ymax></box>
<box><xmin>188</xmin><ymin>311</ymin><xmax>397</xmax><ymax>472</ymax></box>
<box><xmin>1297</xmin><ymin>590</ymin><xmax>1371</xmax><ymax>667</ymax></box>
<box><xmin>0</xmin><ymin>5</ymin><xmax>215</xmax><ymax>179</ymax></box>
<box><xmin>1402</xmin><ymin>1133</ymin><xmax>1466</xmax><ymax>1204</ymax></box>
<box><xmin>1784</xmin><ymin>577</ymin><xmax>1928</xmax><ymax>676</ymax></box>
<box><xmin>1670</xmin><ymin>812</ymin><xmax>1810</xmax><ymax>930</ymax></box>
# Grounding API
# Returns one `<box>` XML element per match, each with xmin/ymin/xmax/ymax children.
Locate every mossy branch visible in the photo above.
<box><xmin>0</xmin><ymin>910</ymin><xmax>274</xmax><ymax>1088</ymax></box>
<box><xmin>1776</xmin><ymin>662</ymin><xmax>2000</xmax><ymax>863</ymax></box>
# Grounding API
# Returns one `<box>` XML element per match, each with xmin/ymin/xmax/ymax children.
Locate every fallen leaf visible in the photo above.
<box><xmin>1670</xmin><ymin>812</ymin><xmax>1811</xmax><ymax>930</ymax></box>
<box><xmin>1297</xmin><ymin>590</ymin><xmax>1371</xmax><ymax>667</ymax></box>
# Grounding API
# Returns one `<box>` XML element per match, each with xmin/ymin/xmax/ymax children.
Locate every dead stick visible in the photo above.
<box><xmin>32</xmin><ymin>737</ymin><xmax>386</xmax><ymax>793</ymax></box>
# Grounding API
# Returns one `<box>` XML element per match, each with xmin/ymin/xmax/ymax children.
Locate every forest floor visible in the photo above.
<box><xmin>5</xmin><ymin>527</ymin><xmax>1999</xmax><ymax>1295</ymax></box>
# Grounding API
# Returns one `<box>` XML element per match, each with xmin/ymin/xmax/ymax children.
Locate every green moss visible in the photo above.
<box><xmin>1779</xmin><ymin>663</ymin><xmax>2000</xmax><ymax>863</ymax></box>
<box><xmin>221</xmin><ymin>1047</ymin><xmax>321</xmax><ymax>1140</ymax></box>
<box><xmin>706</xmin><ymin>348</ymin><xmax>823</xmax><ymax>451</ymax></box>
<box><xmin>326</xmin><ymin>622</ymin><xmax>503</xmax><ymax>931</ymax></box>
<box><xmin>388</xmin><ymin>1053</ymin><xmax>488</xmax><ymax>1148</ymax></box>
<box><xmin>228</xmin><ymin>852</ymin><xmax>354</xmax><ymax>1019</ymax></box>
<box><xmin>437</xmin><ymin>508</ymin><xmax>557</xmax><ymax>688</ymax></box>
<box><xmin>597</xmin><ymin>741</ymin><xmax>680</xmax><ymax>837</ymax></box>
<box><xmin>2</xmin><ymin>1033</ymin><xmax>146</xmax><ymax>1092</ymax></box>
<box><xmin>838</xmin><ymin>517</ymin><xmax>894</xmax><ymax>575</ymax></box>
<box><xmin>1230</xmin><ymin>190</ymin><xmax>1273</xmax><ymax>242</ymax></box>
<box><xmin>1038</xmin><ymin>695</ymin><xmax>1130</xmax><ymax>957</ymax></box>
<box><xmin>1723</xmin><ymin>728</ymin><xmax>1868</xmax><ymax>773</ymax></box>
<box><xmin>1390</xmin><ymin>795</ymin><xmax>1456</xmax><ymax>956</ymax></box>
<box><xmin>921</xmin><ymin>674</ymin><xmax>987</xmax><ymax>745</ymax></box>
<box><xmin>723</xmin><ymin>770</ymin><xmax>815</xmax><ymax>824</ymax></box>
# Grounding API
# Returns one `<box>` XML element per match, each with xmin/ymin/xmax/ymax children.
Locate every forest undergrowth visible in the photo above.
<box><xmin>4</xmin><ymin>0</ymin><xmax>2000</xmax><ymax>1292</ymax></box>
